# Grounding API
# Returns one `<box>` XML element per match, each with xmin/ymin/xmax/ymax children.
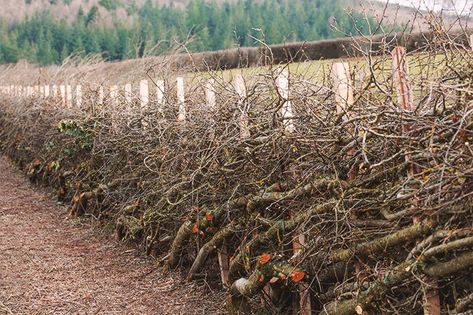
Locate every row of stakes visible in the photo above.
<box><xmin>0</xmin><ymin>62</ymin><xmax>357</xmax><ymax>134</ymax></box>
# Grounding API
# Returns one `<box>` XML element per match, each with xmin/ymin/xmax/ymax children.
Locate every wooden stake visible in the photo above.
<box><xmin>233</xmin><ymin>73</ymin><xmax>250</xmax><ymax>139</ymax></box>
<box><xmin>110</xmin><ymin>85</ymin><xmax>118</xmax><ymax>108</ymax></box>
<box><xmin>110</xmin><ymin>85</ymin><xmax>119</xmax><ymax>130</ymax></box>
<box><xmin>139</xmin><ymin>80</ymin><xmax>149</xmax><ymax>109</ymax></box>
<box><xmin>124</xmin><ymin>83</ymin><xmax>132</xmax><ymax>103</ymax></box>
<box><xmin>44</xmin><ymin>85</ymin><xmax>50</xmax><ymax>98</ymax></box>
<box><xmin>205</xmin><ymin>78</ymin><xmax>216</xmax><ymax>110</ymax></box>
<box><xmin>156</xmin><ymin>80</ymin><xmax>165</xmax><ymax>114</ymax></box>
<box><xmin>275</xmin><ymin>67</ymin><xmax>310</xmax><ymax>314</ymax></box>
<box><xmin>66</xmin><ymin>84</ymin><xmax>72</xmax><ymax>107</ymax></box>
<box><xmin>204</xmin><ymin>77</ymin><xmax>229</xmax><ymax>286</ymax></box>
<box><xmin>392</xmin><ymin>46</ymin><xmax>440</xmax><ymax>315</ymax></box>
<box><xmin>218</xmin><ymin>240</ymin><xmax>230</xmax><ymax>286</ymax></box>
<box><xmin>60</xmin><ymin>85</ymin><xmax>66</xmax><ymax>105</ymax></box>
<box><xmin>52</xmin><ymin>85</ymin><xmax>57</xmax><ymax>98</ymax></box>
<box><xmin>392</xmin><ymin>46</ymin><xmax>414</xmax><ymax>112</ymax></box>
<box><xmin>176</xmin><ymin>77</ymin><xmax>186</xmax><ymax>122</ymax></box>
<box><xmin>98</xmin><ymin>86</ymin><xmax>104</xmax><ymax>106</ymax></box>
<box><xmin>76</xmin><ymin>85</ymin><xmax>82</xmax><ymax>107</ymax></box>
<box><xmin>275</xmin><ymin>67</ymin><xmax>295</xmax><ymax>133</ymax></box>
<box><xmin>331</xmin><ymin>62</ymin><xmax>354</xmax><ymax>117</ymax></box>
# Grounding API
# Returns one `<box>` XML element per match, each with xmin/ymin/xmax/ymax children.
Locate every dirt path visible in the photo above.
<box><xmin>0</xmin><ymin>157</ymin><xmax>223</xmax><ymax>315</ymax></box>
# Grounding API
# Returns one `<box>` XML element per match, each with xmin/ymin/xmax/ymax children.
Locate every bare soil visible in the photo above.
<box><xmin>0</xmin><ymin>157</ymin><xmax>224</xmax><ymax>315</ymax></box>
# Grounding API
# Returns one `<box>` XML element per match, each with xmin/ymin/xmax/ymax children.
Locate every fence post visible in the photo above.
<box><xmin>392</xmin><ymin>46</ymin><xmax>414</xmax><ymax>111</ymax></box>
<box><xmin>331</xmin><ymin>62</ymin><xmax>354</xmax><ymax>116</ymax></box>
<box><xmin>98</xmin><ymin>86</ymin><xmax>104</xmax><ymax>106</ymax></box>
<box><xmin>176</xmin><ymin>77</ymin><xmax>186</xmax><ymax>122</ymax></box>
<box><xmin>60</xmin><ymin>85</ymin><xmax>65</xmax><ymax>105</ymax></box>
<box><xmin>110</xmin><ymin>85</ymin><xmax>118</xmax><ymax>108</ymax></box>
<box><xmin>275</xmin><ymin>66</ymin><xmax>311</xmax><ymax>315</ymax></box>
<box><xmin>391</xmin><ymin>46</ymin><xmax>440</xmax><ymax>315</ymax></box>
<box><xmin>124</xmin><ymin>83</ymin><xmax>132</xmax><ymax>104</ymax></box>
<box><xmin>156</xmin><ymin>80</ymin><xmax>165</xmax><ymax>114</ymax></box>
<box><xmin>76</xmin><ymin>85</ymin><xmax>82</xmax><ymax>107</ymax></box>
<box><xmin>66</xmin><ymin>84</ymin><xmax>72</xmax><ymax>107</ymax></box>
<box><xmin>205</xmin><ymin>78</ymin><xmax>216</xmax><ymax>110</ymax></box>
<box><xmin>275</xmin><ymin>67</ymin><xmax>295</xmax><ymax>133</ymax></box>
<box><xmin>233</xmin><ymin>73</ymin><xmax>250</xmax><ymax>139</ymax></box>
<box><xmin>44</xmin><ymin>85</ymin><xmax>50</xmax><ymax>98</ymax></box>
<box><xmin>52</xmin><ymin>85</ymin><xmax>57</xmax><ymax>98</ymax></box>
<box><xmin>205</xmin><ymin>77</ymin><xmax>229</xmax><ymax>285</ymax></box>
<box><xmin>110</xmin><ymin>85</ymin><xmax>119</xmax><ymax>130</ymax></box>
<box><xmin>140</xmin><ymin>80</ymin><xmax>149</xmax><ymax>109</ymax></box>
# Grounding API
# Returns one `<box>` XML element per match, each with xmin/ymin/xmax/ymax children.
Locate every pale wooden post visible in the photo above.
<box><xmin>205</xmin><ymin>78</ymin><xmax>216</xmax><ymax>110</ymax></box>
<box><xmin>27</xmin><ymin>86</ymin><xmax>32</xmax><ymax>97</ymax></box>
<box><xmin>332</xmin><ymin>62</ymin><xmax>356</xmax><ymax>177</ymax></box>
<box><xmin>76</xmin><ymin>85</ymin><xmax>82</xmax><ymax>107</ymax></box>
<box><xmin>176</xmin><ymin>77</ymin><xmax>186</xmax><ymax>122</ymax></box>
<box><xmin>44</xmin><ymin>85</ymin><xmax>50</xmax><ymax>98</ymax></box>
<box><xmin>109</xmin><ymin>85</ymin><xmax>119</xmax><ymax>130</ymax></box>
<box><xmin>205</xmin><ymin>77</ymin><xmax>229</xmax><ymax>285</ymax></box>
<box><xmin>66</xmin><ymin>84</ymin><xmax>73</xmax><ymax>107</ymax></box>
<box><xmin>275</xmin><ymin>67</ymin><xmax>295</xmax><ymax>133</ymax></box>
<box><xmin>34</xmin><ymin>85</ymin><xmax>39</xmax><ymax>97</ymax></box>
<box><xmin>40</xmin><ymin>86</ymin><xmax>44</xmax><ymax>98</ymax></box>
<box><xmin>124</xmin><ymin>83</ymin><xmax>132</xmax><ymax>103</ymax></box>
<box><xmin>391</xmin><ymin>46</ymin><xmax>440</xmax><ymax>315</ymax></box>
<box><xmin>60</xmin><ymin>85</ymin><xmax>66</xmax><ymax>105</ymax></box>
<box><xmin>156</xmin><ymin>80</ymin><xmax>165</xmax><ymax>113</ymax></box>
<box><xmin>139</xmin><ymin>80</ymin><xmax>149</xmax><ymax>109</ymax></box>
<box><xmin>98</xmin><ymin>86</ymin><xmax>104</xmax><ymax>106</ymax></box>
<box><xmin>331</xmin><ymin>62</ymin><xmax>354</xmax><ymax>116</ymax></box>
<box><xmin>233</xmin><ymin>74</ymin><xmax>250</xmax><ymax>139</ymax></box>
<box><xmin>275</xmin><ymin>67</ymin><xmax>310</xmax><ymax>314</ymax></box>
<box><xmin>331</xmin><ymin>61</ymin><xmax>365</xmax><ymax>314</ymax></box>
<box><xmin>110</xmin><ymin>85</ymin><xmax>118</xmax><ymax>108</ymax></box>
<box><xmin>52</xmin><ymin>85</ymin><xmax>58</xmax><ymax>98</ymax></box>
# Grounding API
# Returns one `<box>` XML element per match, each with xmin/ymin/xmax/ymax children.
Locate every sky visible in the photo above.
<box><xmin>373</xmin><ymin>0</ymin><xmax>473</xmax><ymax>15</ymax></box>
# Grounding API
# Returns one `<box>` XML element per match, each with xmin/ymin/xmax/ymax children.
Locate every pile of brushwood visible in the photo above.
<box><xmin>0</xmin><ymin>34</ymin><xmax>472</xmax><ymax>315</ymax></box>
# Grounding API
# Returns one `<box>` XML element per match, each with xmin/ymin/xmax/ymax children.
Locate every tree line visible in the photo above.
<box><xmin>0</xmin><ymin>0</ymin><xmax>384</xmax><ymax>65</ymax></box>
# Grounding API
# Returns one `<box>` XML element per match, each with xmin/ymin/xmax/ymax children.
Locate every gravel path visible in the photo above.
<box><xmin>0</xmin><ymin>157</ymin><xmax>223</xmax><ymax>315</ymax></box>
